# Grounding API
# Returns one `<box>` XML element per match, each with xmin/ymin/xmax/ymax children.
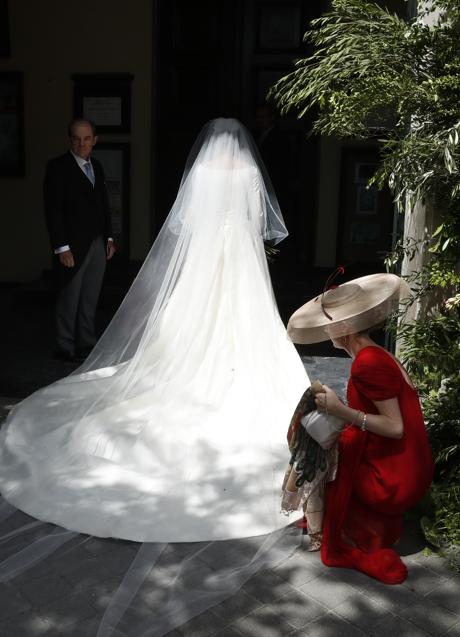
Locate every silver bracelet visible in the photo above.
<box><xmin>351</xmin><ymin>410</ymin><xmax>361</xmax><ymax>427</ymax></box>
<box><xmin>360</xmin><ymin>412</ymin><xmax>367</xmax><ymax>431</ymax></box>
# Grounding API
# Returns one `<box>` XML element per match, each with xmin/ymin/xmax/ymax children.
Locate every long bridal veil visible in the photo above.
<box><xmin>81</xmin><ymin>116</ymin><xmax>290</xmax><ymax>373</ymax></box>
<box><xmin>0</xmin><ymin>118</ymin><xmax>309</xmax><ymax>635</ymax></box>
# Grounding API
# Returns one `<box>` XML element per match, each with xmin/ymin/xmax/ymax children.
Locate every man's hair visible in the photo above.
<box><xmin>68</xmin><ymin>118</ymin><xmax>97</xmax><ymax>137</ymax></box>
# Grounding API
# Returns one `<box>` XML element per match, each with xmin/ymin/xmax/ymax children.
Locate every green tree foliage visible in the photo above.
<box><xmin>272</xmin><ymin>0</ymin><xmax>460</xmax><ymax>567</ymax></box>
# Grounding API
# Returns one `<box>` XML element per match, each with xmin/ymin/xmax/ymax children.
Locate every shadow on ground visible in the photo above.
<box><xmin>0</xmin><ymin>504</ymin><xmax>457</xmax><ymax>637</ymax></box>
<box><xmin>0</xmin><ymin>267</ymin><xmax>458</xmax><ymax>637</ymax></box>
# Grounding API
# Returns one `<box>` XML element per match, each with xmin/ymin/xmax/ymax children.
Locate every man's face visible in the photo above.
<box><xmin>69</xmin><ymin>123</ymin><xmax>97</xmax><ymax>160</ymax></box>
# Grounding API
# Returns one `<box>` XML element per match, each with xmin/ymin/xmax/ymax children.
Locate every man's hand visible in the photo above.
<box><xmin>59</xmin><ymin>249</ymin><xmax>75</xmax><ymax>268</ymax></box>
<box><xmin>106</xmin><ymin>240</ymin><xmax>116</xmax><ymax>260</ymax></box>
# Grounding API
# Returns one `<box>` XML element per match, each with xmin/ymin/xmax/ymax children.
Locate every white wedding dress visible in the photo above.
<box><xmin>0</xmin><ymin>119</ymin><xmax>308</xmax><ymax>543</ymax></box>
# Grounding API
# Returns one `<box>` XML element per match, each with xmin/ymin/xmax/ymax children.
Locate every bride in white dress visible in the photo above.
<box><xmin>0</xmin><ymin>118</ymin><xmax>308</xmax><ymax>545</ymax></box>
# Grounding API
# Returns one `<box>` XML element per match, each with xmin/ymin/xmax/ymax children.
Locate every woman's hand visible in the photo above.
<box><xmin>315</xmin><ymin>385</ymin><xmax>346</xmax><ymax>418</ymax></box>
<box><xmin>317</xmin><ymin>386</ymin><xmax>404</xmax><ymax>439</ymax></box>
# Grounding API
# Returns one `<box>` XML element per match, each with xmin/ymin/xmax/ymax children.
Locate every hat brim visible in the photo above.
<box><xmin>287</xmin><ymin>273</ymin><xmax>410</xmax><ymax>345</ymax></box>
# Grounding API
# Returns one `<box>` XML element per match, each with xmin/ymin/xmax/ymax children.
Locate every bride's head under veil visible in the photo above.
<box><xmin>79</xmin><ymin>117</ymin><xmax>288</xmax><ymax>372</ymax></box>
<box><xmin>0</xmin><ymin>117</ymin><xmax>308</xmax><ymax>636</ymax></box>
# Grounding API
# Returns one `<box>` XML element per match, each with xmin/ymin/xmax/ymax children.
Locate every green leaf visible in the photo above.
<box><xmin>441</xmin><ymin>238</ymin><xmax>451</xmax><ymax>251</ymax></box>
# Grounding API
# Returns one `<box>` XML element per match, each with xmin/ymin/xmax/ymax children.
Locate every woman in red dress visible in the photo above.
<box><xmin>287</xmin><ymin>272</ymin><xmax>434</xmax><ymax>584</ymax></box>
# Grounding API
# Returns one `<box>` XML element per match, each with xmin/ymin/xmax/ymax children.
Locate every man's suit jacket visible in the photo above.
<box><xmin>43</xmin><ymin>151</ymin><xmax>112</xmax><ymax>277</ymax></box>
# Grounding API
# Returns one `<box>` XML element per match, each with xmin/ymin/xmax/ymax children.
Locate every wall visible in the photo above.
<box><xmin>0</xmin><ymin>0</ymin><xmax>153</xmax><ymax>281</ymax></box>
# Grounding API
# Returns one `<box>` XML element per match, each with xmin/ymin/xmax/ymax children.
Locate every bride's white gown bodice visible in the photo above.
<box><xmin>0</xmin><ymin>165</ymin><xmax>308</xmax><ymax>542</ymax></box>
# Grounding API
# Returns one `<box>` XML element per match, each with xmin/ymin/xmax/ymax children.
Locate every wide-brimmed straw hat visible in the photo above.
<box><xmin>287</xmin><ymin>272</ymin><xmax>411</xmax><ymax>345</ymax></box>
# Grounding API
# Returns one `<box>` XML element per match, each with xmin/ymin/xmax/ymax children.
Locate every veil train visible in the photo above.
<box><xmin>0</xmin><ymin>118</ymin><xmax>309</xmax><ymax>634</ymax></box>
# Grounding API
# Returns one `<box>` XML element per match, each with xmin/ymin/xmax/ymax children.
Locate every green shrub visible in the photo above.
<box><xmin>272</xmin><ymin>0</ymin><xmax>460</xmax><ymax>570</ymax></box>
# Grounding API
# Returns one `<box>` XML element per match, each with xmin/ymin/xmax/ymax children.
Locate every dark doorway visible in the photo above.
<box><xmin>337</xmin><ymin>147</ymin><xmax>395</xmax><ymax>273</ymax></box>
<box><xmin>154</xmin><ymin>0</ymin><xmax>321</xmax><ymax>266</ymax></box>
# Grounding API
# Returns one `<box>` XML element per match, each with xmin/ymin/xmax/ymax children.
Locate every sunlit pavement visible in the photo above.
<box><xmin>0</xmin><ymin>280</ymin><xmax>459</xmax><ymax>636</ymax></box>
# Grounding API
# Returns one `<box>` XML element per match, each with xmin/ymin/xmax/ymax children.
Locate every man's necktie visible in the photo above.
<box><xmin>83</xmin><ymin>161</ymin><xmax>95</xmax><ymax>186</ymax></box>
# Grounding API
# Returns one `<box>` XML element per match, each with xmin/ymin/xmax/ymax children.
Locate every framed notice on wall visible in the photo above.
<box><xmin>72</xmin><ymin>74</ymin><xmax>133</xmax><ymax>134</ymax></box>
<box><xmin>0</xmin><ymin>71</ymin><xmax>24</xmax><ymax>176</ymax></box>
<box><xmin>92</xmin><ymin>143</ymin><xmax>130</xmax><ymax>256</ymax></box>
<box><xmin>82</xmin><ymin>96</ymin><xmax>123</xmax><ymax>128</ymax></box>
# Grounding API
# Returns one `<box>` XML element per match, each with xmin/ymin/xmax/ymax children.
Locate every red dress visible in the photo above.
<box><xmin>321</xmin><ymin>346</ymin><xmax>434</xmax><ymax>584</ymax></box>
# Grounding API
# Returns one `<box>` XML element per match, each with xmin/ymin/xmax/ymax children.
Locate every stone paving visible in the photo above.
<box><xmin>0</xmin><ymin>355</ymin><xmax>459</xmax><ymax>636</ymax></box>
<box><xmin>0</xmin><ymin>281</ymin><xmax>459</xmax><ymax>636</ymax></box>
<box><xmin>0</xmin><ymin>519</ymin><xmax>459</xmax><ymax>636</ymax></box>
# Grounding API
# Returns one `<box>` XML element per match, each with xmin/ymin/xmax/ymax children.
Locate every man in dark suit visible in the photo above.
<box><xmin>44</xmin><ymin>118</ymin><xmax>115</xmax><ymax>362</ymax></box>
